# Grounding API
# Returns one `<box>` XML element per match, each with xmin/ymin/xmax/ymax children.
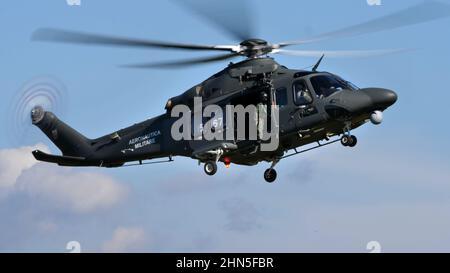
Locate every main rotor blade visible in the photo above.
<box><xmin>275</xmin><ymin>48</ymin><xmax>412</xmax><ymax>58</ymax></box>
<box><xmin>121</xmin><ymin>53</ymin><xmax>240</xmax><ymax>69</ymax></box>
<box><xmin>32</xmin><ymin>28</ymin><xmax>236</xmax><ymax>52</ymax></box>
<box><xmin>279</xmin><ymin>1</ymin><xmax>450</xmax><ymax>46</ymax></box>
<box><xmin>173</xmin><ymin>0</ymin><xmax>255</xmax><ymax>41</ymax></box>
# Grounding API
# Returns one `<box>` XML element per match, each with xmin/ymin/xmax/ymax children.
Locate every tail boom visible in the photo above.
<box><xmin>31</xmin><ymin>106</ymin><xmax>170</xmax><ymax>168</ymax></box>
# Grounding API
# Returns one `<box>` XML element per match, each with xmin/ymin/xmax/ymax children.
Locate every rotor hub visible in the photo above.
<box><xmin>239</xmin><ymin>39</ymin><xmax>273</xmax><ymax>58</ymax></box>
<box><xmin>239</xmin><ymin>38</ymin><xmax>268</xmax><ymax>47</ymax></box>
<box><xmin>31</xmin><ymin>106</ymin><xmax>45</xmax><ymax>125</ymax></box>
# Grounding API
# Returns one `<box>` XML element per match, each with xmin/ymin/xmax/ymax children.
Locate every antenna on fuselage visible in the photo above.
<box><xmin>312</xmin><ymin>54</ymin><xmax>325</xmax><ymax>72</ymax></box>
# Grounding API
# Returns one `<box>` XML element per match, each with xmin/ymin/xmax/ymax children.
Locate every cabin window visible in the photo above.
<box><xmin>275</xmin><ymin>87</ymin><xmax>288</xmax><ymax>107</ymax></box>
<box><xmin>211</xmin><ymin>88</ymin><xmax>222</xmax><ymax>97</ymax></box>
<box><xmin>293</xmin><ymin>80</ymin><xmax>313</xmax><ymax>106</ymax></box>
<box><xmin>203</xmin><ymin>89</ymin><xmax>212</xmax><ymax>99</ymax></box>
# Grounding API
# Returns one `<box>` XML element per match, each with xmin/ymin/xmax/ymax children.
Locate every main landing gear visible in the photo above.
<box><xmin>204</xmin><ymin>161</ymin><xmax>218</xmax><ymax>176</ymax></box>
<box><xmin>203</xmin><ymin>158</ymin><xmax>279</xmax><ymax>183</ymax></box>
<box><xmin>264</xmin><ymin>159</ymin><xmax>279</xmax><ymax>183</ymax></box>
<box><xmin>264</xmin><ymin>168</ymin><xmax>277</xmax><ymax>183</ymax></box>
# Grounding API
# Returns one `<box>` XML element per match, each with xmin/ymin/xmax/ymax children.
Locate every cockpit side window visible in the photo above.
<box><xmin>310</xmin><ymin>75</ymin><xmax>347</xmax><ymax>98</ymax></box>
<box><xmin>293</xmin><ymin>80</ymin><xmax>313</xmax><ymax>106</ymax></box>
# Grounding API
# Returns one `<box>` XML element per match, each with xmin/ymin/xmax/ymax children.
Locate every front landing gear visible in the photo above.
<box><xmin>204</xmin><ymin>161</ymin><xmax>217</xmax><ymax>176</ymax></box>
<box><xmin>264</xmin><ymin>168</ymin><xmax>277</xmax><ymax>183</ymax></box>
<box><xmin>341</xmin><ymin>135</ymin><xmax>357</xmax><ymax>147</ymax></box>
<box><xmin>340</xmin><ymin>123</ymin><xmax>357</xmax><ymax>148</ymax></box>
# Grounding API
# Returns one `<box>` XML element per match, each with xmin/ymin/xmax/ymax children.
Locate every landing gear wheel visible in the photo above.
<box><xmin>348</xmin><ymin>135</ymin><xmax>358</xmax><ymax>147</ymax></box>
<box><xmin>341</xmin><ymin>135</ymin><xmax>357</xmax><ymax>147</ymax></box>
<box><xmin>264</xmin><ymin>168</ymin><xmax>277</xmax><ymax>183</ymax></box>
<box><xmin>204</xmin><ymin>161</ymin><xmax>217</xmax><ymax>176</ymax></box>
<box><xmin>341</xmin><ymin>135</ymin><xmax>351</xmax><ymax>146</ymax></box>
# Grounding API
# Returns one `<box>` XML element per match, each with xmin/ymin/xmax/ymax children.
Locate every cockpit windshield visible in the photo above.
<box><xmin>310</xmin><ymin>74</ymin><xmax>358</xmax><ymax>97</ymax></box>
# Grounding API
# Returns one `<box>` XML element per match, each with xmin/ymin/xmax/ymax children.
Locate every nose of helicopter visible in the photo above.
<box><xmin>324</xmin><ymin>88</ymin><xmax>398</xmax><ymax>120</ymax></box>
<box><xmin>362</xmin><ymin>88</ymin><xmax>398</xmax><ymax>109</ymax></box>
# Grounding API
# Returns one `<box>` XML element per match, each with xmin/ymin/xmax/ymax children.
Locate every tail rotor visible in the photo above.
<box><xmin>7</xmin><ymin>76</ymin><xmax>68</xmax><ymax>146</ymax></box>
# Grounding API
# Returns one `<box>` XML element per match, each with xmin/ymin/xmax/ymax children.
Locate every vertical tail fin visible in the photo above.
<box><xmin>31</xmin><ymin>106</ymin><xmax>93</xmax><ymax>157</ymax></box>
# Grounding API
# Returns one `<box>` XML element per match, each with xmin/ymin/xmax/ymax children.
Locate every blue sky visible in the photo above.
<box><xmin>0</xmin><ymin>0</ymin><xmax>450</xmax><ymax>252</ymax></box>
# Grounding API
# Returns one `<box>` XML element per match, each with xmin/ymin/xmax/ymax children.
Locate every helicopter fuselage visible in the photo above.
<box><xmin>32</xmin><ymin>57</ymin><xmax>397</xmax><ymax>170</ymax></box>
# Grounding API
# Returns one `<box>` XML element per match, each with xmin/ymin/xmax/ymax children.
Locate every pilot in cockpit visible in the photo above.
<box><xmin>294</xmin><ymin>81</ymin><xmax>313</xmax><ymax>106</ymax></box>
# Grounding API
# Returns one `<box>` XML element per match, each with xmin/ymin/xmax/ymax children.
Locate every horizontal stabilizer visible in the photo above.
<box><xmin>32</xmin><ymin>150</ymin><xmax>88</xmax><ymax>167</ymax></box>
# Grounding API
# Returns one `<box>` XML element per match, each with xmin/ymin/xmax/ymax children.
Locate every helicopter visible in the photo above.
<box><xmin>29</xmin><ymin>1</ymin><xmax>450</xmax><ymax>182</ymax></box>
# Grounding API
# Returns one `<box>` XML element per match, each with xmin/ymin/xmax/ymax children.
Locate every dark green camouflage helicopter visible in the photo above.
<box><xmin>30</xmin><ymin>1</ymin><xmax>450</xmax><ymax>182</ymax></box>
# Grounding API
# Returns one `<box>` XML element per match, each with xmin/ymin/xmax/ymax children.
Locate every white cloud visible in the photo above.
<box><xmin>0</xmin><ymin>144</ymin><xmax>127</xmax><ymax>213</ymax></box>
<box><xmin>0</xmin><ymin>144</ymin><xmax>49</xmax><ymax>196</ymax></box>
<box><xmin>102</xmin><ymin>227</ymin><xmax>148</xmax><ymax>252</ymax></box>
<box><xmin>16</xmin><ymin>166</ymin><xmax>127</xmax><ymax>213</ymax></box>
